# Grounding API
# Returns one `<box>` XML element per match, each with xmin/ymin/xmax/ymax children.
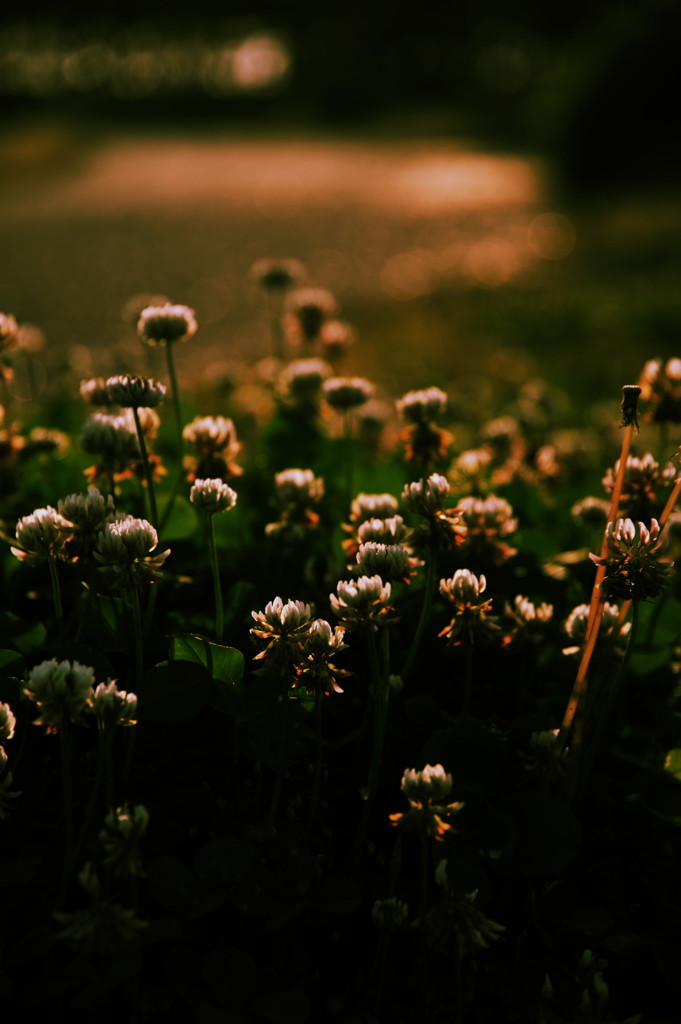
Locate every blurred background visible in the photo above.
<box><xmin>2</xmin><ymin>0</ymin><xmax>681</xmax><ymax>412</ymax></box>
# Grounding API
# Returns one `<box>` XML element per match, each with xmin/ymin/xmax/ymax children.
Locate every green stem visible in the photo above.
<box><xmin>401</xmin><ymin>540</ymin><xmax>436</xmax><ymax>682</ymax></box>
<box><xmin>307</xmin><ymin>685</ymin><xmax>324</xmax><ymax>839</ymax></box>
<box><xmin>47</xmin><ymin>555</ymin><xmax>64</xmax><ymax>643</ymax></box>
<box><xmin>207</xmin><ymin>512</ymin><xmax>224</xmax><ymax>643</ymax></box>
<box><xmin>159</xmin><ymin>340</ymin><xmax>185</xmax><ymax>533</ymax></box>
<box><xmin>343</xmin><ymin>410</ymin><xmax>354</xmax><ymax>511</ymax></box>
<box><xmin>267</xmin><ymin>672</ymin><xmax>292</xmax><ymax>834</ymax></box>
<box><xmin>418</xmin><ymin>830</ymin><xmax>431</xmax><ymax>1012</ymax></box>
<box><xmin>132</xmin><ymin>406</ymin><xmax>158</xmax><ymax>529</ymax></box>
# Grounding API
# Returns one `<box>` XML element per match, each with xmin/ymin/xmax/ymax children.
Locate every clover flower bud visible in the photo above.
<box><xmin>402</xmin><ymin>473</ymin><xmax>451</xmax><ymax>516</ymax></box>
<box><xmin>397</xmin><ymin>386</ymin><xmax>448</xmax><ymax>425</ymax></box>
<box><xmin>137</xmin><ymin>303</ymin><xmax>197</xmax><ymax>347</ymax></box>
<box><xmin>323</xmin><ymin>376</ymin><xmax>375</xmax><ymax>412</ymax></box>
<box><xmin>94</xmin><ymin>516</ymin><xmax>169</xmax><ymax>590</ymax></box>
<box><xmin>91</xmin><ymin>681</ymin><xmax>138</xmax><ymax>727</ymax></box>
<box><xmin>105</xmin><ymin>375</ymin><xmax>166</xmax><ymax>409</ymax></box>
<box><xmin>11</xmin><ymin>507</ymin><xmax>73</xmax><ymax>565</ymax></box>
<box><xmin>190</xmin><ymin>478</ymin><xmax>238</xmax><ymax>514</ymax></box>
<box><xmin>372</xmin><ymin>897</ymin><xmax>409</xmax><ymax>930</ymax></box>
<box><xmin>0</xmin><ymin>702</ymin><xmax>16</xmax><ymax>742</ymax></box>
<box><xmin>24</xmin><ymin>659</ymin><xmax>96</xmax><ymax>733</ymax></box>
<box><xmin>356</xmin><ymin>541</ymin><xmax>410</xmax><ymax>581</ymax></box>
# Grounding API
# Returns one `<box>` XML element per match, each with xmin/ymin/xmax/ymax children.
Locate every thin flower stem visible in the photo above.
<box><xmin>401</xmin><ymin>539</ymin><xmax>436</xmax><ymax>682</ymax></box>
<box><xmin>418</xmin><ymin>830</ymin><xmax>432</xmax><ymax>1013</ymax></box>
<box><xmin>268</xmin><ymin>290</ymin><xmax>285</xmax><ymax>360</ymax></box>
<box><xmin>207</xmin><ymin>512</ymin><xmax>224</xmax><ymax>643</ymax></box>
<box><xmin>47</xmin><ymin>555</ymin><xmax>64</xmax><ymax>643</ymax></box>
<box><xmin>555</xmin><ymin>420</ymin><xmax>634</xmax><ymax>757</ymax></box>
<box><xmin>306</xmin><ymin>686</ymin><xmax>324</xmax><ymax>840</ymax></box>
<box><xmin>132</xmin><ymin>406</ymin><xmax>158</xmax><ymax>529</ymax></box>
<box><xmin>159</xmin><ymin>340</ymin><xmax>185</xmax><ymax>532</ymax></box>
<box><xmin>343</xmin><ymin>410</ymin><xmax>354</xmax><ymax>511</ymax></box>
<box><xmin>462</xmin><ymin>643</ymin><xmax>473</xmax><ymax>716</ymax></box>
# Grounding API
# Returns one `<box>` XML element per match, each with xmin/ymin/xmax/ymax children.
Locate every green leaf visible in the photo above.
<box><xmin>664</xmin><ymin>749</ymin><xmax>681</xmax><ymax>782</ymax></box>
<box><xmin>0</xmin><ymin>649</ymin><xmax>26</xmax><ymax>680</ymax></box>
<box><xmin>138</xmin><ymin>660</ymin><xmax>213</xmax><ymax>724</ymax></box>
<box><xmin>0</xmin><ymin>613</ymin><xmax>46</xmax><ymax>657</ymax></box>
<box><xmin>170</xmin><ymin>633</ymin><xmax>244</xmax><ymax>685</ymax></box>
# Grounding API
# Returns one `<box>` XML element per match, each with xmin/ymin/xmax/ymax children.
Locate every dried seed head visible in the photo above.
<box><xmin>620</xmin><ymin>384</ymin><xmax>641</xmax><ymax>430</ymax></box>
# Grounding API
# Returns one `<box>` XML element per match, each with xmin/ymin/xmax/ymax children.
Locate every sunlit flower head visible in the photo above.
<box><xmin>602</xmin><ymin>453</ymin><xmax>675</xmax><ymax>521</ymax></box>
<box><xmin>105</xmin><ymin>375</ymin><xmax>167</xmax><ymax>409</ymax></box>
<box><xmin>278</xmin><ymin>358</ymin><xmax>332</xmax><ymax>405</ymax></box>
<box><xmin>274</xmin><ymin>468</ymin><xmax>324</xmax><ymax>506</ymax></box>
<box><xmin>457</xmin><ymin>494</ymin><xmax>518</xmax><ymax>564</ymax></box>
<box><xmin>286</xmin><ymin>287</ymin><xmax>337</xmax><ymax>344</ymax></box>
<box><xmin>190</xmin><ymin>478</ymin><xmax>238</xmax><ymax>514</ymax></box>
<box><xmin>250</xmin><ymin>597</ymin><xmax>313</xmax><ymax>663</ymax></box>
<box><xmin>90</xmin><ymin>681</ymin><xmax>138</xmax><ymax>728</ymax></box>
<box><xmin>389</xmin><ymin>764</ymin><xmax>464</xmax><ymax>840</ymax></box>
<box><xmin>402</xmin><ymin>474</ymin><xmax>451</xmax><ymax>517</ymax></box>
<box><xmin>355</xmin><ymin>541</ymin><xmax>411</xmax><ymax>581</ymax></box>
<box><xmin>591</xmin><ymin>517</ymin><xmax>672</xmax><ymax>601</ymax></box>
<box><xmin>349</xmin><ymin>492</ymin><xmax>399</xmax><ymax>526</ymax></box>
<box><xmin>183</xmin><ymin>415</ymin><xmax>242</xmax><ymax>481</ymax></box>
<box><xmin>0</xmin><ymin>702</ymin><xmax>16</xmax><ymax>742</ymax></box>
<box><xmin>357</xmin><ymin>515</ymin><xmax>410</xmax><ymax>547</ymax></box>
<box><xmin>323</xmin><ymin>376</ymin><xmax>375</xmax><ymax>412</ymax></box>
<box><xmin>638</xmin><ymin>357</ymin><xmax>681</xmax><ymax>423</ymax></box>
<box><xmin>330</xmin><ymin>575</ymin><xmax>393</xmax><ymax>630</ymax></box>
<box><xmin>397</xmin><ymin>386</ymin><xmax>448</xmax><ymax>425</ymax></box>
<box><xmin>439</xmin><ymin>569</ymin><xmax>500</xmax><ymax>646</ymax></box>
<box><xmin>503</xmin><ymin>595</ymin><xmax>553</xmax><ymax>646</ymax></box>
<box><xmin>294</xmin><ymin>618</ymin><xmax>348</xmax><ymax>695</ymax></box>
<box><xmin>11</xmin><ymin>507</ymin><xmax>73</xmax><ymax>566</ymax></box>
<box><xmin>79</xmin><ymin>412</ymin><xmax>139</xmax><ymax>470</ymax></box>
<box><xmin>571</xmin><ymin>496</ymin><xmax>610</xmax><ymax>527</ymax></box>
<box><xmin>319</xmin><ymin>319</ymin><xmax>357</xmax><ymax>362</ymax></box>
<box><xmin>563</xmin><ymin>601</ymin><xmax>631</xmax><ymax>657</ymax></box>
<box><xmin>94</xmin><ymin>516</ymin><xmax>169</xmax><ymax>590</ymax></box>
<box><xmin>23</xmin><ymin>659</ymin><xmax>96</xmax><ymax>733</ymax></box>
<box><xmin>137</xmin><ymin>303</ymin><xmax>197</xmax><ymax>347</ymax></box>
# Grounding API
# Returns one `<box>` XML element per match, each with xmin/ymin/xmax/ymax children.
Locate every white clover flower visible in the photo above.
<box><xmin>94</xmin><ymin>516</ymin><xmax>169</xmax><ymax>590</ymax></box>
<box><xmin>91</xmin><ymin>681</ymin><xmax>138</xmax><ymax>727</ymax></box>
<box><xmin>79</xmin><ymin>412</ymin><xmax>140</xmax><ymax>465</ymax></box>
<box><xmin>105</xmin><ymin>375</ymin><xmax>167</xmax><ymax>409</ymax></box>
<box><xmin>323</xmin><ymin>376</ymin><xmax>375</xmax><ymax>412</ymax></box>
<box><xmin>286</xmin><ymin>287</ymin><xmax>337</xmax><ymax>341</ymax></box>
<box><xmin>274</xmin><ymin>468</ymin><xmax>324</xmax><ymax>506</ymax></box>
<box><xmin>278</xmin><ymin>358</ymin><xmax>332</xmax><ymax>403</ymax></box>
<box><xmin>356</xmin><ymin>541</ymin><xmax>410</xmax><ymax>581</ymax></box>
<box><xmin>357</xmin><ymin>515</ymin><xmax>409</xmax><ymax>547</ymax></box>
<box><xmin>330</xmin><ymin>575</ymin><xmax>393</xmax><ymax>630</ymax></box>
<box><xmin>190</xmin><ymin>478</ymin><xmax>238</xmax><ymax>514</ymax></box>
<box><xmin>251</xmin><ymin>597</ymin><xmax>313</xmax><ymax>663</ymax></box>
<box><xmin>11</xmin><ymin>507</ymin><xmax>73</xmax><ymax>565</ymax></box>
<box><xmin>0</xmin><ymin>702</ymin><xmax>16</xmax><ymax>742</ymax></box>
<box><xmin>349</xmin><ymin>492</ymin><xmax>399</xmax><ymax>525</ymax></box>
<box><xmin>24</xmin><ymin>659</ymin><xmax>96</xmax><ymax>733</ymax></box>
<box><xmin>440</xmin><ymin>569</ymin><xmax>486</xmax><ymax>606</ymax></box>
<box><xmin>182</xmin><ymin>415</ymin><xmax>239</xmax><ymax>453</ymax></box>
<box><xmin>563</xmin><ymin>601</ymin><xmax>630</xmax><ymax>656</ymax></box>
<box><xmin>80</xmin><ymin>377</ymin><xmax>114</xmax><ymax>406</ymax></box>
<box><xmin>396</xmin><ymin>386</ymin><xmax>448</xmax><ymax>425</ymax></box>
<box><xmin>137</xmin><ymin>303</ymin><xmax>197</xmax><ymax>347</ymax></box>
<box><xmin>509</xmin><ymin>595</ymin><xmax>554</xmax><ymax>625</ymax></box>
<box><xmin>57</xmin><ymin>488</ymin><xmax>117</xmax><ymax>558</ymax></box>
<box><xmin>401</xmin><ymin>764</ymin><xmax>453</xmax><ymax>804</ymax></box>
<box><xmin>594</xmin><ymin>517</ymin><xmax>673</xmax><ymax>601</ymax></box>
<box><xmin>402</xmin><ymin>474</ymin><xmax>451</xmax><ymax>516</ymax></box>
<box><xmin>390</xmin><ymin>764</ymin><xmax>464</xmax><ymax>840</ymax></box>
